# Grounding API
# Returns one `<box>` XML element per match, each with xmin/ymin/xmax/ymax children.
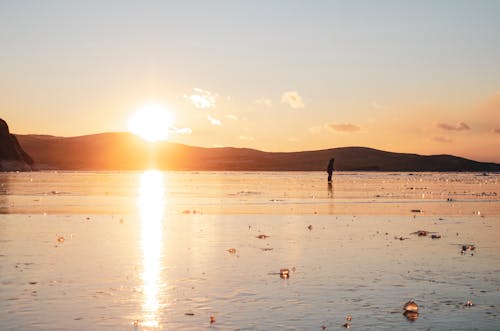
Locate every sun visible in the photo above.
<box><xmin>128</xmin><ymin>104</ymin><xmax>174</xmax><ymax>142</ymax></box>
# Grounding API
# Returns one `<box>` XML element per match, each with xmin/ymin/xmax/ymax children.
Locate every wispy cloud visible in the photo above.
<box><xmin>239</xmin><ymin>135</ymin><xmax>255</xmax><ymax>141</ymax></box>
<box><xmin>308</xmin><ymin>126</ymin><xmax>322</xmax><ymax>134</ymax></box>
<box><xmin>371</xmin><ymin>101</ymin><xmax>384</xmax><ymax>109</ymax></box>
<box><xmin>432</xmin><ymin>136</ymin><xmax>453</xmax><ymax>143</ymax></box>
<box><xmin>185</xmin><ymin>88</ymin><xmax>217</xmax><ymax>109</ymax></box>
<box><xmin>281</xmin><ymin>91</ymin><xmax>304</xmax><ymax>109</ymax></box>
<box><xmin>437</xmin><ymin>122</ymin><xmax>470</xmax><ymax>131</ymax></box>
<box><xmin>255</xmin><ymin>98</ymin><xmax>273</xmax><ymax>107</ymax></box>
<box><xmin>225</xmin><ymin>114</ymin><xmax>239</xmax><ymax>120</ymax></box>
<box><xmin>171</xmin><ymin>127</ymin><xmax>192</xmax><ymax>135</ymax></box>
<box><xmin>325</xmin><ymin>123</ymin><xmax>361</xmax><ymax>133</ymax></box>
<box><xmin>207</xmin><ymin>115</ymin><xmax>222</xmax><ymax>126</ymax></box>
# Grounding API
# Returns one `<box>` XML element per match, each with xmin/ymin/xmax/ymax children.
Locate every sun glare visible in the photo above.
<box><xmin>128</xmin><ymin>104</ymin><xmax>174</xmax><ymax>142</ymax></box>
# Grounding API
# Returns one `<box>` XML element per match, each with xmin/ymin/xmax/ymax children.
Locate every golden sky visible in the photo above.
<box><xmin>1</xmin><ymin>1</ymin><xmax>499</xmax><ymax>162</ymax></box>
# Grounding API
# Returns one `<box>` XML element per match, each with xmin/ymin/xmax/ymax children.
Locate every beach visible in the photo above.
<box><xmin>1</xmin><ymin>171</ymin><xmax>499</xmax><ymax>330</ymax></box>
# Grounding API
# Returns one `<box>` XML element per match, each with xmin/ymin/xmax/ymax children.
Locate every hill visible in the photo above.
<box><xmin>15</xmin><ymin>132</ymin><xmax>500</xmax><ymax>172</ymax></box>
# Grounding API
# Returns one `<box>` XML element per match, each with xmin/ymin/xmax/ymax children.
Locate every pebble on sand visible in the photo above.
<box><xmin>461</xmin><ymin>244</ymin><xmax>476</xmax><ymax>255</ymax></box>
<box><xmin>403</xmin><ymin>300</ymin><xmax>419</xmax><ymax>312</ymax></box>
<box><xmin>346</xmin><ymin>314</ymin><xmax>352</xmax><ymax>321</ymax></box>
<box><xmin>227</xmin><ymin>248</ymin><xmax>236</xmax><ymax>254</ymax></box>
<box><xmin>209</xmin><ymin>315</ymin><xmax>216</xmax><ymax>324</ymax></box>
<box><xmin>403</xmin><ymin>301</ymin><xmax>419</xmax><ymax>322</ymax></box>
<box><xmin>280</xmin><ymin>268</ymin><xmax>290</xmax><ymax>279</ymax></box>
<box><xmin>256</xmin><ymin>234</ymin><xmax>269</xmax><ymax>239</ymax></box>
<box><xmin>410</xmin><ymin>230</ymin><xmax>438</xmax><ymax>237</ymax></box>
<box><xmin>57</xmin><ymin>236</ymin><xmax>65</xmax><ymax>243</ymax></box>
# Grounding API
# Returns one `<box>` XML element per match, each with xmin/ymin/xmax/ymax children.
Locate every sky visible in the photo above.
<box><xmin>1</xmin><ymin>0</ymin><xmax>499</xmax><ymax>162</ymax></box>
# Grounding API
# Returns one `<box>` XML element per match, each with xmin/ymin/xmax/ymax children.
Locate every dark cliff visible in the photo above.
<box><xmin>0</xmin><ymin>119</ymin><xmax>33</xmax><ymax>171</ymax></box>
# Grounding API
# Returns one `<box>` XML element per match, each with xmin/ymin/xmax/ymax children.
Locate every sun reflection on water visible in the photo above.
<box><xmin>139</xmin><ymin>170</ymin><xmax>165</xmax><ymax>328</ymax></box>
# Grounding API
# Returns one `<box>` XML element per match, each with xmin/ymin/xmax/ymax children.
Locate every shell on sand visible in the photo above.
<box><xmin>403</xmin><ymin>300</ymin><xmax>419</xmax><ymax>312</ymax></box>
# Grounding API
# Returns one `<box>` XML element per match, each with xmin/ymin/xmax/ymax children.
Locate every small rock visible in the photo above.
<box><xmin>227</xmin><ymin>248</ymin><xmax>236</xmax><ymax>254</ymax></box>
<box><xmin>342</xmin><ymin>323</ymin><xmax>351</xmax><ymax>328</ymax></box>
<box><xmin>403</xmin><ymin>300</ymin><xmax>418</xmax><ymax>312</ymax></box>
<box><xmin>346</xmin><ymin>314</ymin><xmax>352</xmax><ymax>321</ymax></box>
<box><xmin>464</xmin><ymin>300</ymin><xmax>474</xmax><ymax>307</ymax></box>
<box><xmin>209</xmin><ymin>315</ymin><xmax>216</xmax><ymax>324</ymax></box>
<box><xmin>307</xmin><ymin>224</ymin><xmax>313</xmax><ymax>230</ymax></box>
<box><xmin>256</xmin><ymin>234</ymin><xmax>269</xmax><ymax>239</ymax></box>
<box><xmin>280</xmin><ymin>268</ymin><xmax>290</xmax><ymax>279</ymax></box>
<box><xmin>461</xmin><ymin>244</ymin><xmax>476</xmax><ymax>254</ymax></box>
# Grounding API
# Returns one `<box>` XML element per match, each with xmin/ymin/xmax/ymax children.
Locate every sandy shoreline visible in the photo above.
<box><xmin>1</xmin><ymin>212</ymin><xmax>499</xmax><ymax>330</ymax></box>
<box><xmin>1</xmin><ymin>172</ymin><xmax>499</xmax><ymax>330</ymax></box>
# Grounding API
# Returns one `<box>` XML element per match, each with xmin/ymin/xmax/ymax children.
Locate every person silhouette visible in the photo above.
<box><xmin>327</xmin><ymin>158</ymin><xmax>335</xmax><ymax>182</ymax></box>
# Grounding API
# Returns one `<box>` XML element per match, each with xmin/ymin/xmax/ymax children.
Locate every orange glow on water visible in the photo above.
<box><xmin>139</xmin><ymin>170</ymin><xmax>165</xmax><ymax>327</ymax></box>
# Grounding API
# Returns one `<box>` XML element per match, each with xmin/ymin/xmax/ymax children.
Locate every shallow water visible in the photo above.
<box><xmin>0</xmin><ymin>171</ymin><xmax>499</xmax><ymax>330</ymax></box>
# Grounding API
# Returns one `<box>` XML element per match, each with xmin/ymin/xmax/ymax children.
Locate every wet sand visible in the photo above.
<box><xmin>1</xmin><ymin>171</ymin><xmax>499</xmax><ymax>330</ymax></box>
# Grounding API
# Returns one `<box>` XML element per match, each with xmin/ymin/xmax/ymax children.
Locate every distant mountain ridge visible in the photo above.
<box><xmin>15</xmin><ymin>132</ymin><xmax>500</xmax><ymax>172</ymax></box>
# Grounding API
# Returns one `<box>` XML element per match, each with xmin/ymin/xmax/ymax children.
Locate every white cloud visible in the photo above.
<box><xmin>239</xmin><ymin>135</ymin><xmax>255</xmax><ymax>141</ymax></box>
<box><xmin>186</xmin><ymin>88</ymin><xmax>217</xmax><ymax>109</ymax></box>
<box><xmin>325</xmin><ymin>123</ymin><xmax>361</xmax><ymax>132</ymax></box>
<box><xmin>169</xmin><ymin>127</ymin><xmax>191</xmax><ymax>135</ymax></box>
<box><xmin>281</xmin><ymin>91</ymin><xmax>304</xmax><ymax>109</ymax></box>
<box><xmin>225</xmin><ymin>114</ymin><xmax>239</xmax><ymax>120</ymax></box>
<box><xmin>207</xmin><ymin>115</ymin><xmax>222</xmax><ymax>126</ymax></box>
<box><xmin>255</xmin><ymin>98</ymin><xmax>273</xmax><ymax>107</ymax></box>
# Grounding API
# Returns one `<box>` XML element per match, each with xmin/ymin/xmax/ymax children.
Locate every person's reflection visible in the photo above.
<box><xmin>327</xmin><ymin>182</ymin><xmax>334</xmax><ymax>214</ymax></box>
<box><xmin>327</xmin><ymin>182</ymin><xmax>333</xmax><ymax>198</ymax></box>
